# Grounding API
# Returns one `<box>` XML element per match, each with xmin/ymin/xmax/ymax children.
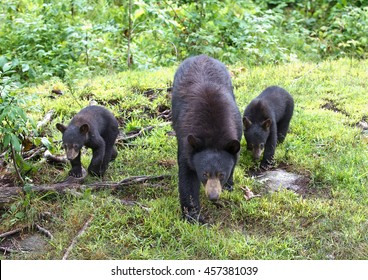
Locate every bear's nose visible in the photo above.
<box><xmin>208</xmin><ymin>192</ymin><xmax>220</xmax><ymax>201</ymax></box>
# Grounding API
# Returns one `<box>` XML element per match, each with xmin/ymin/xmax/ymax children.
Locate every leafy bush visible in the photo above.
<box><xmin>1</xmin><ymin>0</ymin><xmax>368</xmax><ymax>84</ymax></box>
<box><xmin>0</xmin><ymin>57</ymin><xmax>35</xmax><ymax>183</ymax></box>
<box><xmin>320</xmin><ymin>6</ymin><xmax>368</xmax><ymax>59</ymax></box>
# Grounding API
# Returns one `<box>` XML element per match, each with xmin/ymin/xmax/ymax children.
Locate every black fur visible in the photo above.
<box><xmin>56</xmin><ymin>105</ymin><xmax>119</xmax><ymax>177</ymax></box>
<box><xmin>243</xmin><ymin>86</ymin><xmax>294</xmax><ymax>169</ymax></box>
<box><xmin>172</xmin><ymin>55</ymin><xmax>242</xmax><ymax>223</ymax></box>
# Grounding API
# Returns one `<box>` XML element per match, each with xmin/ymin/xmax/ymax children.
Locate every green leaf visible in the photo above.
<box><xmin>15</xmin><ymin>212</ymin><xmax>25</xmax><ymax>219</ymax></box>
<box><xmin>3</xmin><ymin>62</ymin><xmax>12</xmax><ymax>72</ymax></box>
<box><xmin>0</xmin><ymin>56</ymin><xmax>7</xmax><ymax>68</ymax></box>
<box><xmin>23</xmin><ymin>184</ymin><xmax>33</xmax><ymax>193</ymax></box>
<box><xmin>3</xmin><ymin>134</ymin><xmax>11</xmax><ymax>148</ymax></box>
<box><xmin>11</xmin><ymin>134</ymin><xmax>21</xmax><ymax>152</ymax></box>
<box><xmin>22</xmin><ymin>64</ymin><xmax>30</xmax><ymax>72</ymax></box>
<box><xmin>41</xmin><ymin>137</ymin><xmax>52</xmax><ymax>150</ymax></box>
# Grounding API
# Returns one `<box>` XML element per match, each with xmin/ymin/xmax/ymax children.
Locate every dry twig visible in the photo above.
<box><xmin>0</xmin><ymin>228</ymin><xmax>23</xmax><ymax>239</ymax></box>
<box><xmin>44</xmin><ymin>150</ymin><xmax>68</xmax><ymax>165</ymax></box>
<box><xmin>62</xmin><ymin>215</ymin><xmax>94</xmax><ymax>260</ymax></box>
<box><xmin>35</xmin><ymin>224</ymin><xmax>54</xmax><ymax>240</ymax></box>
<box><xmin>37</xmin><ymin>110</ymin><xmax>55</xmax><ymax>130</ymax></box>
<box><xmin>0</xmin><ymin>246</ymin><xmax>21</xmax><ymax>254</ymax></box>
<box><xmin>0</xmin><ymin>174</ymin><xmax>170</xmax><ymax>204</ymax></box>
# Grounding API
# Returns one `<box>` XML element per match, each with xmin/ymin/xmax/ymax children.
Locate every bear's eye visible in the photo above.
<box><xmin>73</xmin><ymin>144</ymin><xmax>79</xmax><ymax>150</ymax></box>
<box><xmin>218</xmin><ymin>173</ymin><xmax>225</xmax><ymax>181</ymax></box>
<box><xmin>203</xmin><ymin>173</ymin><xmax>208</xmax><ymax>180</ymax></box>
<box><xmin>259</xmin><ymin>143</ymin><xmax>264</xmax><ymax>149</ymax></box>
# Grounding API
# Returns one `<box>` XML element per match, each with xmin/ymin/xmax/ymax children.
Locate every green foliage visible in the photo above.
<box><xmin>1</xmin><ymin>0</ymin><xmax>368</xmax><ymax>84</ymax></box>
<box><xmin>0</xmin><ymin>57</ymin><xmax>35</xmax><ymax>182</ymax></box>
<box><xmin>320</xmin><ymin>6</ymin><xmax>368</xmax><ymax>58</ymax></box>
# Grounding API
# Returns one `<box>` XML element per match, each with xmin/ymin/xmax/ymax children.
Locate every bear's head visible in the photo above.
<box><xmin>56</xmin><ymin>123</ymin><xmax>89</xmax><ymax>160</ymax></box>
<box><xmin>188</xmin><ymin>135</ymin><xmax>240</xmax><ymax>201</ymax></box>
<box><xmin>243</xmin><ymin>116</ymin><xmax>271</xmax><ymax>160</ymax></box>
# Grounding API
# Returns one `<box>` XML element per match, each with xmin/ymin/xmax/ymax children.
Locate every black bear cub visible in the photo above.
<box><xmin>172</xmin><ymin>55</ymin><xmax>242</xmax><ymax>223</ymax></box>
<box><xmin>56</xmin><ymin>105</ymin><xmax>119</xmax><ymax>177</ymax></box>
<box><xmin>243</xmin><ymin>86</ymin><xmax>294</xmax><ymax>169</ymax></box>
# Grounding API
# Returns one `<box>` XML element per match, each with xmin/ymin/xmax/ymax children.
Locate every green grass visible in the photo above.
<box><xmin>1</xmin><ymin>58</ymin><xmax>368</xmax><ymax>260</ymax></box>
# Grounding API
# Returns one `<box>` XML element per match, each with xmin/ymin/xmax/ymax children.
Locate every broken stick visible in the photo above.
<box><xmin>62</xmin><ymin>215</ymin><xmax>94</xmax><ymax>260</ymax></box>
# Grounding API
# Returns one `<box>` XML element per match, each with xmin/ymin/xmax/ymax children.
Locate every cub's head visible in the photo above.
<box><xmin>243</xmin><ymin>116</ymin><xmax>271</xmax><ymax>160</ymax></box>
<box><xmin>188</xmin><ymin>135</ymin><xmax>240</xmax><ymax>201</ymax></box>
<box><xmin>56</xmin><ymin>123</ymin><xmax>89</xmax><ymax>160</ymax></box>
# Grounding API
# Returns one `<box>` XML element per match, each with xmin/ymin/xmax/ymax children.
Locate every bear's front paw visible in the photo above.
<box><xmin>183</xmin><ymin>209</ymin><xmax>206</xmax><ymax>224</ymax></box>
<box><xmin>69</xmin><ymin>168</ymin><xmax>83</xmax><ymax>178</ymax></box>
<box><xmin>260</xmin><ymin>159</ymin><xmax>274</xmax><ymax>170</ymax></box>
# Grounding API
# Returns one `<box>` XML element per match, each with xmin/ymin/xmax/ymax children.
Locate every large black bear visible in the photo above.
<box><xmin>243</xmin><ymin>86</ymin><xmax>294</xmax><ymax>169</ymax></box>
<box><xmin>56</xmin><ymin>105</ymin><xmax>119</xmax><ymax>177</ymax></box>
<box><xmin>172</xmin><ymin>55</ymin><xmax>242</xmax><ymax>223</ymax></box>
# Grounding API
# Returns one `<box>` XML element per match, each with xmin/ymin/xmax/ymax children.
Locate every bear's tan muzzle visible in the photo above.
<box><xmin>205</xmin><ymin>178</ymin><xmax>222</xmax><ymax>201</ymax></box>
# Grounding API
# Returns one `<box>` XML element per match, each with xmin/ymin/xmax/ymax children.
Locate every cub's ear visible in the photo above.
<box><xmin>243</xmin><ymin>116</ymin><xmax>252</xmax><ymax>130</ymax></box>
<box><xmin>187</xmin><ymin>135</ymin><xmax>204</xmax><ymax>150</ymax></box>
<box><xmin>225</xmin><ymin>139</ymin><xmax>241</xmax><ymax>155</ymax></box>
<box><xmin>262</xmin><ymin>118</ymin><xmax>272</xmax><ymax>130</ymax></box>
<box><xmin>56</xmin><ymin>123</ymin><xmax>67</xmax><ymax>133</ymax></box>
<box><xmin>80</xmin><ymin>124</ymin><xmax>90</xmax><ymax>134</ymax></box>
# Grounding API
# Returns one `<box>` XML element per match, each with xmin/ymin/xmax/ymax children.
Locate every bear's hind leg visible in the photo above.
<box><xmin>277</xmin><ymin>118</ymin><xmax>290</xmax><ymax>143</ymax></box>
<box><xmin>88</xmin><ymin>143</ymin><xmax>106</xmax><ymax>176</ymax></box>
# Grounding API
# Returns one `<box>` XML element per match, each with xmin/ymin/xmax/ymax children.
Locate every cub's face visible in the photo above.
<box><xmin>56</xmin><ymin>123</ymin><xmax>89</xmax><ymax>160</ymax></box>
<box><xmin>192</xmin><ymin>150</ymin><xmax>235</xmax><ymax>201</ymax></box>
<box><xmin>61</xmin><ymin>142</ymin><xmax>83</xmax><ymax>160</ymax></box>
<box><xmin>243</xmin><ymin>117</ymin><xmax>271</xmax><ymax>161</ymax></box>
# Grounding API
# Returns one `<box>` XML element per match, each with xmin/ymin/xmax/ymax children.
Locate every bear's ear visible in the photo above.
<box><xmin>56</xmin><ymin>123</ymin><xmax>67</xmax><ymax>133</ymax></box>
<box><xmin>225</xmin><ymin>139</ymin><xmax>241</xmax><ymax>155</ymax></box>
<box><xmin>80</xmin><ymin>124</ymin><xmax>90</xmax><ymax>134</ymax></box>
<box><xmin>243</xmin><ymin>116</ymin><xmax>252</xmax><ymax>130</ymax></box>
<box><xmin>187</xmin><ymin>135</ymin><xmax>204</xmax><ymax>150</ymax></box>
<box><xmin>262</xmin><ymin>118</ymin><xmax>272</xmax><ymax>130</ymax></box>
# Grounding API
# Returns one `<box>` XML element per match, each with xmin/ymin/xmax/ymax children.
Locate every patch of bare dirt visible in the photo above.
<box><xmin>0</xmin><ymin>231</ymin><xmax>49</xmax><ymax>259</ymax></box>
<box><xmin>321</xmin><ymin>99</ymin><xmax>350</xmax><ymax>117</ymax></box>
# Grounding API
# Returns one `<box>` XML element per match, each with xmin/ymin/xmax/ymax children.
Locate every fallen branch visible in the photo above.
<box><xmin>23</xmin><ymin>147</ymin><xmax>46</xmax><ymax>161</ymax></box>
<box><xmin>117</xmin><ymin>122</ymin><xmax>171</xmax><ymax>144</ymax></box>
<box><xmin>87</xmin><ymin>175</ymin><xmax>170</xmax><ymax>190</ymax></box>
<box><xmin>0</xmin><ymin>174</ymin><xmax>170</xmax><ymax>205</ymax></box>
<box><xmin>37</xmin><ymin>110</ymin><xmax>55</xmax><ymax>130</ymax></box>
<box><xmin>62</xmin><ymin>215</ymin><xmax>93</xmax><ymax>260</ymax></box>
<box><xmin>44</xmin><ymin>150</ymin><xmax>68</xmax><ymax>165</ymax></box>
<box><xmin>120</xmin><ymin>199</ymin><xmax>151</xmax><ymax>212</ymax></box>
<box><xmin>119</xmin><ymin>126</ymin><xmax>155</xmax><ymax>143</ymax></box>
<box><xmin>0</xmin><ymin>228</ymin><xmax>23</xmax><ymax>239</ymax></box>
<box><xmin>0</xmin><ymin>186</ymin><xmax>23</xmax><ymax>206</ymax></box>
<box><xmin>35</xmin><ymin>224</ymin><xmax>54</xmax><ymax>240</ymax></box>
<box><xmin>0</xmin><ymin>246</ymin><xmax>21</xmax><ymax>254</ymax></box>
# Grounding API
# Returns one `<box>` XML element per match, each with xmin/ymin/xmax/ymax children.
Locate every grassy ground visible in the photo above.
<box><xmin>1</xmin><ymin>58</ymin><xmax>367</xmax><ymax>260</ymax></box>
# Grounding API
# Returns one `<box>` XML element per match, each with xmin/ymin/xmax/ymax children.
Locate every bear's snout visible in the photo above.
<box><xmin>66</xmin><ymin>148</ymin><xmax>79</xmax><ymax>160</ymax></box>
<box><xmin>205</xmin><ymin>178</ymin><xmax>222</xmax><ymax>201</ymax></box>
<box><xmin>252</xmin><ymin>148</ymin><xmax>263</xmax><ymax>160</ymax></box>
